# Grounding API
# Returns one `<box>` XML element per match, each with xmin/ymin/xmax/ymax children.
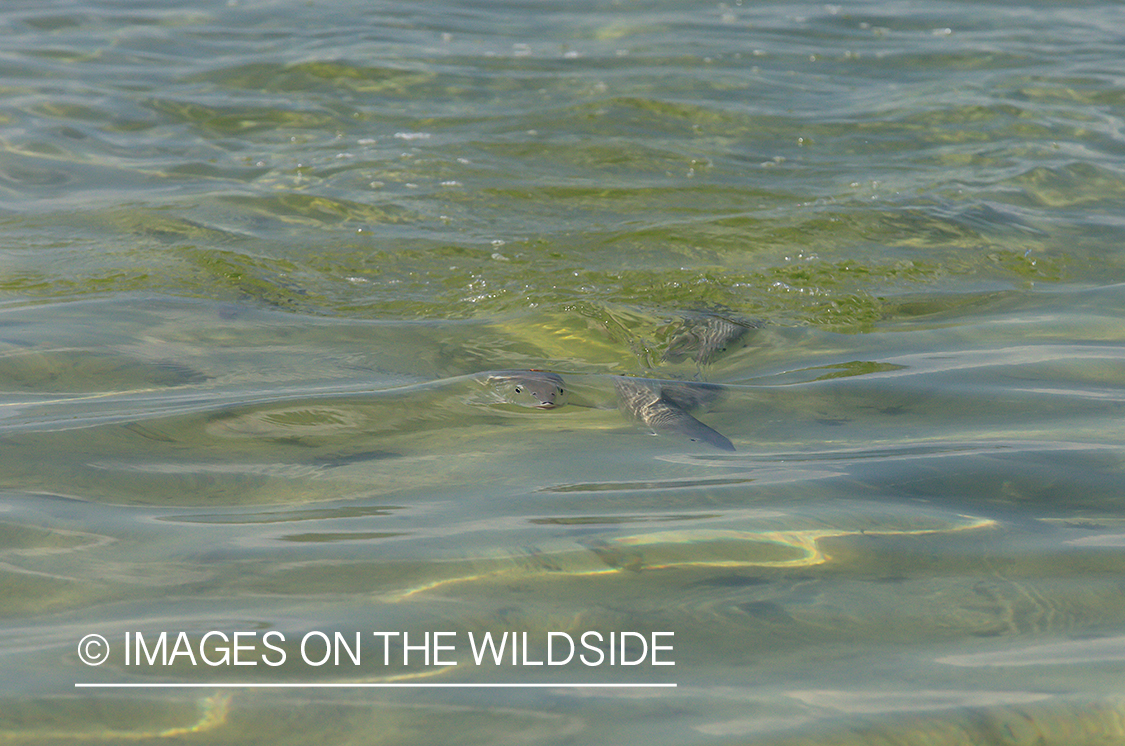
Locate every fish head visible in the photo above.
<box><xmin>486</xmin><ymin>371</ymin><xmax>570</xmax><ymax>409</ymax></box>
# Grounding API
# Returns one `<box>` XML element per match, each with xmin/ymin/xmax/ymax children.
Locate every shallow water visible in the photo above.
<box><xmin>2</xmin><ymin>0</ymin><xmax>1124</xmax><ymax>743</ymax></box>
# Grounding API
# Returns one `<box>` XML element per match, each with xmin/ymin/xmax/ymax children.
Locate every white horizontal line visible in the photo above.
<box><xmin>75</xmin><ymin>682</ymin><xmax>676</xmax><ymax>689</ymax></box>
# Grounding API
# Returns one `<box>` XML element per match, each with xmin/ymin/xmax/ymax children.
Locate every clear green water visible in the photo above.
<box><xmin>1</xmin><ymin>0</ymin><xmax>1124</xmax><ymax>743</ymax></box>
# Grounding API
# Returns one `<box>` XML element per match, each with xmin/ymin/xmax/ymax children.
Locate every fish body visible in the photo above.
<box><xmin>483</xmin><ymin>369</ymin><xmax>734</xmax><ymax>451</ymax></box>
<box><xmin>613</xmin><ymin>376</ymin><xmax>735</xmax><ymax>452</ymax></box>
<box><xmin>483</xmin><ymin>370</ymin><xmax>569</xmax><ymax>409</ymax></box>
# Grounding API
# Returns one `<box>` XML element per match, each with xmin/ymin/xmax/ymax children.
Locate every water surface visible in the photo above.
<box><xmin>1</xmin><ymin>0</ymin><xmax>1124</xmax><ymax>743</ymax></box>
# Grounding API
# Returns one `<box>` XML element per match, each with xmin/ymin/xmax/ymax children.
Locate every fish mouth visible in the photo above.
<box><xmin>534</xmin><ymin>403</ymin><xmax>558</xmax><ymax>409</ymax></box>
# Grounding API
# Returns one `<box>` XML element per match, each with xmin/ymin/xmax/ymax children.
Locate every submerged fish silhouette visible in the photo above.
<box><xmin>662</xmin><ymin>313</ymin><xmax>757</xmax><ymax>364</ymax></box>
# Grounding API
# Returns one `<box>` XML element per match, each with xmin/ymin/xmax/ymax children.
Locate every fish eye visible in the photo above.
<box><xmin>514</xmin><ymin>386</ymin><xmax>523</xmax><ymax>393</ymax></box>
